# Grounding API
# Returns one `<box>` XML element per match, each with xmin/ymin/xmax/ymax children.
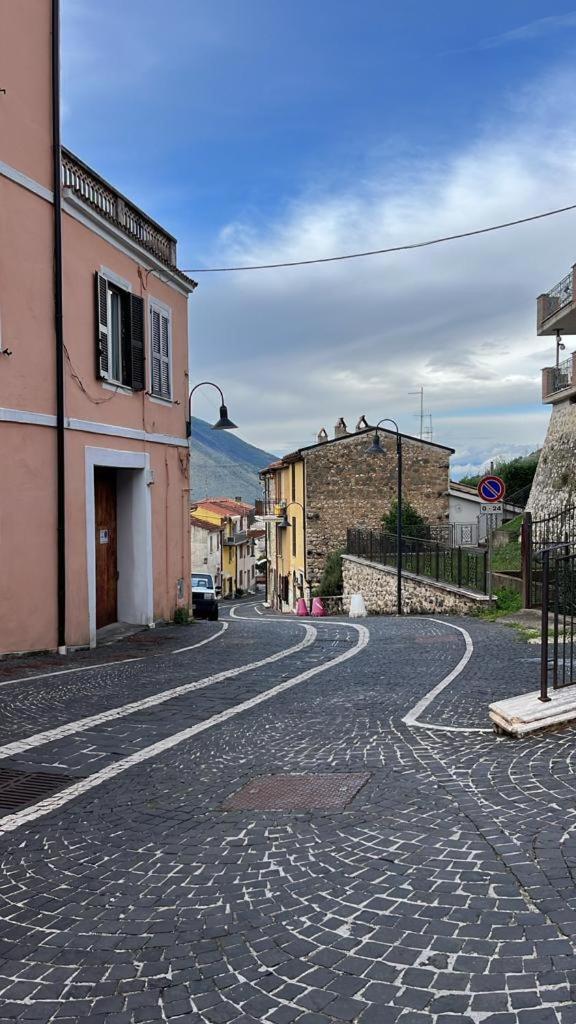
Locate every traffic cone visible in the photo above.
<box><xmin>311</xmin><ymin>597</ymin><xmax>326</xmax><ymax>617</ymax></box>
<box><xmin>295</xmin><ymin>598</ymin><xmax>309</xmax><ymax>616</ymax></box>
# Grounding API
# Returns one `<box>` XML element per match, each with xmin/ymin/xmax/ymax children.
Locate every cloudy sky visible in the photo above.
<box><xmin>61</xmin><ymin>1</ymin><xmax>576</xmax><ymax>476</ymax></box>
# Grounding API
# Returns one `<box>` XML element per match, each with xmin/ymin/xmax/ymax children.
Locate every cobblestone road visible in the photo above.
<box><xmin>1</xmin><ymin>604</ymin><xmax>576</xmax><ymax>1024</ymax></box>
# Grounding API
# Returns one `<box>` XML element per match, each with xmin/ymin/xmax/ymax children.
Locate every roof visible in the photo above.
<box><xmin>449</xmin><ymin>482</ymin><xmax>522</xmax><ymax>511</ymax></box>
<box><xmin>261</xmin><ymin>428</ymin><xmax>453</xmax><ymax>476</ymax></box>
<box><xmin>195</xmin><ymin>498</ymin><xmax>254</xmax><ymax>518</ymax></box>
<box><xmin>190</xmin><ymin>514</ymin><xmax>222</xmax><ymax>532</ymax></box>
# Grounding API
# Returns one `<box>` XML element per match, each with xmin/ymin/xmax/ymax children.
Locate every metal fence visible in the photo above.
<box><xmin>524</xmin><ymin>506</ymin><xmax>576</xmax><ymax>606</ymax></box>
<box><xmin>347</xmin><ymin>528</ymin><xmax>488</xmax><ymax>594</ymax></box>
<box><xmin>540</xmin><ymin>548</ymin><xmax>576</xmax><ymax>701</ymax></box>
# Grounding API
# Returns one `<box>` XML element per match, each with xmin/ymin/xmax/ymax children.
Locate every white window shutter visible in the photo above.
<box><xmin>95</xmin><ymin>272</ymin><xmax>110</xmax><ymax>379</ymax></box>
<box><xmin>150</xmin><ymin>307</ymin><xmax>162</xmax><ymax>396</ymax></box>
<box><xmin>150</xmin><ymin>305</ymin><xmax>171</xmax><ymax>399</ymax></box>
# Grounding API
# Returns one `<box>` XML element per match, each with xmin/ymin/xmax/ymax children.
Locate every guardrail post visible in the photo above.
<box><xmin>540</xmin><ymin>549</ymin><xmax>551</xmax><ymax>702</ymax></box>
<box><xmin>521</xmin><ymin>511</ymin><xmax>533</xmax><ymax>609</ymax></box>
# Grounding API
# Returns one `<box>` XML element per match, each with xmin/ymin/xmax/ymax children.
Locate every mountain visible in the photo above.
<box><xmin>189</xmin><ymin>417</ymin><xmax>276</xmax><ymax>503</ymax></box>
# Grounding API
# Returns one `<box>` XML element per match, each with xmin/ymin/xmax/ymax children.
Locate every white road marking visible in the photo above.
<box><xmin>0</xmin><ymin>625</ymin><xmax>316</xmax><ymax>761</ymax></box>
<box><xmin>402</xmin><ymin>619</ymin><xmax>490</xmax><ymax>733</ymax></box>
<box><xmin>0</xmin><ymin>623</ymin><xmax>229</xmax><ymax>689</ymax></box>
<box><xmin>0</xmin><ymin>624</ymin><xmax>369</xmax><ymax>834</ymax></box>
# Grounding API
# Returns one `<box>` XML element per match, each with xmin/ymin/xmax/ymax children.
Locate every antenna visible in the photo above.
<box><xmin>409</xmin><ymin>386</ymin><xmax>425</xmax><ymax>438</ymax></box>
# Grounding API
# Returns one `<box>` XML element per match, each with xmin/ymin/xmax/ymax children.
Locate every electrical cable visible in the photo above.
<box><xmin>183</xmin><ymin>202</ymin><xmax>576</xmax><ymax>273</ymax></box>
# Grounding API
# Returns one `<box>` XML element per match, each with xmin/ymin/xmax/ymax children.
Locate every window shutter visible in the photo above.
<box><xmin>95</xmin><ymin>272</ymin><xmax>109</xmax><ymax>379</ymax></box>
<box><xmin>150</xmin><ymin>307</ymin><xmax>162</xmax><ymax>396</ymax></box>
<box><xmin>160</xmin><ymin>313</ymin><xmax>171</xmax><ymax>398</ymax></box>
<box><xmin>150</xmin><ymin>304</ymin><xmax>171</xmax><ymax>399</ymax></box>
<box><xmin>130</xmin><ymin>294</ymin><xmax>145</xmax><ymax>391</ymax></box>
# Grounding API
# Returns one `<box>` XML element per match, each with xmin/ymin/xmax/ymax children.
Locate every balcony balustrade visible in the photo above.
<box><xmin>538</xmin><ymin>266</ymin><xmax>576</xmax><ymax>335</ymax></box>
<box><xmin>542</xmin><ymin>352</ymin><xmax>576</xmax><ymax>402</ymax></box>
<box><xmin>61</xmin><ymin>149</ymin><xmax>178</xmax><ymax>267</ymax></box>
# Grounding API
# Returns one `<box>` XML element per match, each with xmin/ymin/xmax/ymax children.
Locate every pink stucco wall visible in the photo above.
<box><xmin>0</xmin><ymin>1</ymin><xmax>193</xmax><ymax>655</ymax></box>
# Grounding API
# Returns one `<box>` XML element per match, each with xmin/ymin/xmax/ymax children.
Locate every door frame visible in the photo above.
<box><xmin>85</xmin><ymin>447</ymin><xmax>153</xmax><ymax>647</ymax></box>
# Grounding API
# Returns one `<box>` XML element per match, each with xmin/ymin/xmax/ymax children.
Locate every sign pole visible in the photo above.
<box><xmin>487</xmin><ymin>512</ymin><xmax>493</xmax><ymax>604</ymax></box>
<box><xmin>477</xmin><ymin>475</ymin><xmax>506</xmax><ymax>605</ymax></box>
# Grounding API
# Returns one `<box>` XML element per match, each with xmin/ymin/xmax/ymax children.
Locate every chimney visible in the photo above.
<box><xmin>317</xmin><ymin>428</ymin><xmax>329</xmax><ymax>443</ymax></box>
<box><xmin>334</xmin><ymin>417</ymin><xmax>348</xmax><ymax>438</ymax></box>
<box><xmin>356</xmin><ymin>415</ymin><xmax>369</xmax><ymax>432</ymax></box>
<box><xmin>234</xmin><ymin>496</ymin><xmax>242</xmax><ymax>502</ymax></box>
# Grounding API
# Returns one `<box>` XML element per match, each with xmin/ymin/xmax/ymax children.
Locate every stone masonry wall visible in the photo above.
<box><xmin>305</xmin><ymin>430</ymin><xmax>451</xmax><ymax>584</ymax></box>
<box><xmin>342</xmin><ymin>555</ymin><xmax>491</xmax><ymax>615</ymax></box>
<box><xmin>527</xmin><ymin>401</ymin><xmax>576</xmax><ymax>519</ymax></box>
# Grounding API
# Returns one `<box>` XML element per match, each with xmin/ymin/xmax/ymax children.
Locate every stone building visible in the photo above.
<box><xmin>528</xmin><ymin>265</ymin><xmax>576</xmax><ymax>518</ymax></box>
<box><xmin>260</xmin><ymin>418</ymin><xmax>453</xmax><ymax>610</ymax></box>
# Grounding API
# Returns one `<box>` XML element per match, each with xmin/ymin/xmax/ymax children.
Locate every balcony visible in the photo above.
<box><xmin>223</xmin><ymin>531</ymin><xmax>248</xmax><ymax>546</ymax></box>
<box><xmin>61</xmin><ymin>149</ymin><xmax>179</xmax><ymax>269</ymax></box>
<box><xmin>542</xmin><ymin>352</ymin><xmax>576</xmax><ymax>403</ymax></box>
<box><xmin>537</xmin><ymin>266</ymin><xmax>576</xmax><ymax>335</ymax></box>
<box><xmin>255</xmin><ymin>499</ymin><xmax>287</xmax><ymax>521</ymax></box>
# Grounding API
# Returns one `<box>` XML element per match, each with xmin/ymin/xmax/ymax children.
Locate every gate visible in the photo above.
<box><xmin>523</xmin><ymin>506</ymin><xmax>576</xmax><ymax>607</ymax></box>
<box><xmin>539</xmin><ymin>547</ymin><xmax>576</xmax><ymax>701</ymax></box>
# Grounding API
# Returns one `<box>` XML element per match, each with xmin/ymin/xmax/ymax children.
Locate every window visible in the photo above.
<box><xmin>292</xmin><ymin>516</ymin><xmax>297</xmax><ymax>557</ymax></box>
<box><xmin>150</xmin><ymin>302</ymin><xmax>172</xmax><ymax>400</ymax></box>
<box><xmin>95</xmin><ymin>272</ymin><xmax>145</xmax><ymax>390</ymax></box>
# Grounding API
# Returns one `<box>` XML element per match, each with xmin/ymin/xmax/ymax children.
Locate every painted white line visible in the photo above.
<box><xmin>402</xmin><ymin>619</ymin><xmax>490</xmax><ymax>734</ymax></box>
<box><xmin>255</xmin><ymin>606</ymin><xmax>263</xmax><ymax>615</ymax></box>
<box><xmin>0</xmin><ymin>623</ymin><xmax>229</xmax><ymax>689</ymax></box>
<box><xmin>0</xmin><ymin>624</ymin><xmax>316</xmax><ymax>761</ymax></box>
<box><xmin>0</xmin><ymin>624</ymin><xmax>369</xmax><ymax>834</ymax></box>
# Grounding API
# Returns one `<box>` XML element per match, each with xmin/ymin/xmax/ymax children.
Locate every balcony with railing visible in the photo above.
<box><xmin>61</xmin><ymin>149</ymin><xmax>179</xmax><ymax>269</ymax></box>
<box><xmin>542</xmin><ymin>352</ymin><xmax>576</xmax><ymax>403</ymax></box>
<box><xmin>223</xmin><ymin>530</ymin><xmax>248</xmax><ymax>546</ymax></box>
<box><xmin>537</xmin><ymin>266</ymin><xmax>576</xmax><ymax>335</ymax></box>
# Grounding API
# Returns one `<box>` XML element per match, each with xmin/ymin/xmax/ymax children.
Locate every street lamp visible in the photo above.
<box><xmin>186</xmin><ymin>381</ymin><xmax>237</xmax><ymax>438</ymax></box>
<box><xmin>366</xmin><ymin>418</ymin><xmax>403</xmax><ymax>615</ymax></box>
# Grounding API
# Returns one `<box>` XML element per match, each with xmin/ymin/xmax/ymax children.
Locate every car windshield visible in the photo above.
<box><xmin>192</xmin><ymin>575</ymin><xmax>213</xmax><ymax>589</ymax></box>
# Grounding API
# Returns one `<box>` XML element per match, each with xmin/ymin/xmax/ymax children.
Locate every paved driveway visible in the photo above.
<box><xmin>0</xmin><ymin>604</ymin><xmax>575</xmax><ymax>1024</ymax></box>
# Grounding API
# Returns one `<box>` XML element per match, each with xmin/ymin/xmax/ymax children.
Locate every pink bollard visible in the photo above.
<box><xmin>295</xmin><ymin>598</ymin><xmax>309</xmax><ymax>616</ymax></box>
<box><xmin>311</xmin><ymin>597</ymin><xmax>326</xmax><ymax>617</ymax></box>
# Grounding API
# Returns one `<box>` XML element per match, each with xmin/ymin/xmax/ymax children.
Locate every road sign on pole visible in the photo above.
<box><xmin>477</xmin><ymin>475</ymin><xmax>506</xmax><ymax>503</ymax></box>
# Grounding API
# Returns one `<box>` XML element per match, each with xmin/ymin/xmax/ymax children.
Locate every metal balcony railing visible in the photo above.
<box><xmin>541</xmin><ymin>271</ymin><xmax>574</xmax><ymax>325</ymax></box>
<box><xmin>551</xmin><ymin>356</ymin><xmax>573</xmax><ymax>394</ymax></box>
<box><xmin>61</xmin><ymin>149</ymin><xmax>177</xmax><ymax>267</ymax></box>
<box><xmin>223</xmin><ymin>531</ymin><xmax>248</xmax><ymax>546</ymax></box>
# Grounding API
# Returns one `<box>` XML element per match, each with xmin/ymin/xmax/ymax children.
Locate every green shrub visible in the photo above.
<box><xmin>494</xmin><ymin>588</ymin><xmax>522</xmax><ymax>614</ymax></box>
<box><xmin>173</xmin><ymin>607</ymin><xmax>190</xmax><ymax>624</ymax></box>
<box><xmin>382</xmin><ymin>499</ymin><xmax>427</xmax><ymax>537</ymax></box>
<box><xmin>318</xmin><ymin>550</ymin><xmax>343</xmax><ymax>595</ymax></box>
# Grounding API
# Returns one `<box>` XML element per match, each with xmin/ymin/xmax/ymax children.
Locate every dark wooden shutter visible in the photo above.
<box><xmin>95</xmin><ymin>272</ymin><xmax>109</xmax><ymax>379</ymax></box>
<box><xmin>130</xmin><ymin>294</ymin><xmax>145</xmax><ymax>391</ymax></box>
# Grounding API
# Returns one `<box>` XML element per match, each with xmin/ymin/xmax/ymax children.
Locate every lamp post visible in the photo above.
<box><xmin>186</xmin><ymin>381</ymin><xmax>237</xmax><ymax>438</ymax></box>
<box><xmin>366</xmin><ymin>419</ymin><xmax>403</xmax><ymax>615</ymax></box>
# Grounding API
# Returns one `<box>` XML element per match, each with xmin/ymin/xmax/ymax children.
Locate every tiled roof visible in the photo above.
<box><xmin>190</xmin><ymin>515</ymin><xmax>222</xmax><ymax>532</ymax></box>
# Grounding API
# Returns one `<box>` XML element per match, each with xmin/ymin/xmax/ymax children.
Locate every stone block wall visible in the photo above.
<box><xmin>527</xmin><ymin>402</ymin><xmax>576</xmax><ymax>519</ymax></box>
<box><xmin>304</xmin><ymin>430</ymin><xmax>451</xmax><ymax>584</ymax></box>
<box><xmin>342</xmin><ymin>555</ymin><xmax>491</xmax><ymax>615</ymax></box>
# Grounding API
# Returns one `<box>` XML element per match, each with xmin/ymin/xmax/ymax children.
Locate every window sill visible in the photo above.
<box><xmin>148</xmin><ymin>394</ymin><xmax>173</xmax><ymax>407</ymax></box>
<box><xmin>102</xmin><ymin>381</ymin><xmax>134</xmax><ymax>395</ymax></box>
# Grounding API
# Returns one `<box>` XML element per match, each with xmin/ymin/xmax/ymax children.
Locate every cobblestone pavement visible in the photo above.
<box><xmin>1</xmin><ymin>604</ymin><xmax>576</xmax><ymax>1023</ymax></box>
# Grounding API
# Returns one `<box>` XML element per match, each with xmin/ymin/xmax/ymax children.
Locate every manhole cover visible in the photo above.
<box><xmin>223</xmin><ymin>773</ymin><xmax>371</xmax><ymax>811</ymax></box>
<box><xmin>0</xmin><ymin>768</ymin><xmax>80</xmax><ymax>816</ymax></box>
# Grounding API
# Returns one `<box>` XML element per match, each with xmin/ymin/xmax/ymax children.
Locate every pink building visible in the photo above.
<box><xmin>0</xmin><ymin>1</ymin><xmax>197</xmax><ymax>655</ymax></box>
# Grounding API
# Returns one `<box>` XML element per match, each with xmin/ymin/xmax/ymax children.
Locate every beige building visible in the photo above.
<box><xmin>191</xmin><ymin>515</ymin><xmax>223</xmax><ymax>589</ymax></box>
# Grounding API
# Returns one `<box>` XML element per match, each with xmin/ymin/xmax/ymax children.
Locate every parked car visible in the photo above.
<box><xmin>191</xmin><ymin>573</ymin><xmax>219</xmax><ymax>620</ymax></box>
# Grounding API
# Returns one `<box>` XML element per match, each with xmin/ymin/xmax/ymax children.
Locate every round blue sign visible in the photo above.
<box><xmin>477</xmin><ymin>475</ymin><xmax>506</xmax><ymax>502</ymax></box>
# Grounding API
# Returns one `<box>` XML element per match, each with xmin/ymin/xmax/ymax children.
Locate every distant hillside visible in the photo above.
<box><xmin>189</xmin><ymin>417</ymin><xmax>276</xmax><ymax>503</ymax></box>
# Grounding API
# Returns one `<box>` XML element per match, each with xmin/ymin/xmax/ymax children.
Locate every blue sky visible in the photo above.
<box><xmin>61</xmin><ymin>1</ymin><xmax>576</xmax><ymax>474</ymax></box>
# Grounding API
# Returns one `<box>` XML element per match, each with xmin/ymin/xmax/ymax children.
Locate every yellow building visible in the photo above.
<box><xmin>192</xmin><ymin>498</ymin><xmax>256</xmax><ymax>597</ymax></box>
<box><xmin>260</xmin><ymin>455</ymin><xmax>309</xmax><ymax>611</ymax></box>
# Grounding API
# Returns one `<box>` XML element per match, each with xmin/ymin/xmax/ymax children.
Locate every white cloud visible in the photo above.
<box><xmin>188</xmin><ymin>65</ymin><xmax>576</xmax><ymax>470</ymax></box>
<box><xmin>479</xmin><ymin>12</ymin><xmax>576</xmax><ymax>49</ymax></box>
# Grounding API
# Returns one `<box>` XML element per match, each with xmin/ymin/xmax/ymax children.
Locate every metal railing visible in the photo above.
<box><xmin>523</xmin><ymin>506</ymin><xmax>576</xmax><ymax>607</ymax></box>
<box><xmin>541</xmin><ymin>270</ymin><xmax>574</xmax><ymax>324</ymax></box>
<box><xmin>540</xmin><ymin>547</ymin><xmax>576</xmax><ymax>701</ymax></box>
<box><xmin>61</xmin><ymin>149</ymin><xmax>177</xmax><ymax>267</ymax></box>
<box><xmin>347</xmin><ymin>528</ymin><xmax>488</xmax><ymax>594</ymax></box>
<box><xmin>223</xmin><ymin>530</ymin><xmax>248</xmax><ymax>546</ymax></box>
<box><xmin>549</xmin><ymin>355</ymin><xmax>573</xmax><ymax>395</ymax></box>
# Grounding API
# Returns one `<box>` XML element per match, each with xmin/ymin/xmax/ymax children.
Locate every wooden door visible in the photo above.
<box><xmin>95</xmin><ymin>467</ymin><xmax>118</xmax><ymax>628</ymax></box>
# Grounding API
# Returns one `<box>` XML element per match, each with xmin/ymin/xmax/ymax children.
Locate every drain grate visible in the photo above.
<box><xmin>0</xmin><ymin>768</ymin><xmax>80</xmax><ymax>815</ymax></box>
<box><xmin>223</xmin><ymin>772</ymin><xmax>371</xmax><ymax>812</ymax></box>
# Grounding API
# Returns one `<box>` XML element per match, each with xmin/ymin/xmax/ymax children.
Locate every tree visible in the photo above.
<box><xmin>382</xmin><ymin>499</ymin><xmax>428</xmax><ymax>537</ymax></box>
<box><xmin>317</xmin><ymin>550</ymin><xmax>343</xmax><ymax>595</ymax></box>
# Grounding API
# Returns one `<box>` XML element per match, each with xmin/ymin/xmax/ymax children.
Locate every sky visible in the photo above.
<box><xmin>61</xmin><ymin>1</ymin><xmax>576</xmax><ymax>477</ymax></box>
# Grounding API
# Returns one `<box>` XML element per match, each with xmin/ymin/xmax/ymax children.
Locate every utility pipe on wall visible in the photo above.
<box><xmin>52</xmin><ymin>0</ymin><xmax>66</xmax><ymax>652</ymax></box>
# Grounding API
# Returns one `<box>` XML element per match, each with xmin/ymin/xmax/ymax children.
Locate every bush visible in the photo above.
<box><xmin>173</xmin><ymin>607</ymin><xmax>190</xmax><ymax>624</ymax></box>
<box><xmin>494</xmin><ymin>588</ymin><xmax>522</xmax><ymax>614</ymax></box>
<box><xmin>318</xmin><ymin>551</ymin><xmax>343</xmax><ymax>596</ymax></box>
<box><xmin>382</xmin><ymin>499</ymin><xmax>428</xmax><ymax>537</ymax></box>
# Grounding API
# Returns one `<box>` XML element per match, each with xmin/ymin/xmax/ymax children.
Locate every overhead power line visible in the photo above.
<box><xmin>183</xmin><ymin>202</ymin><xmax>576</xmax><ymax>273</ymax></box>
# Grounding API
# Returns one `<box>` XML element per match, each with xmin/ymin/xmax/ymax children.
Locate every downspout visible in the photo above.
<box><xmin>52</xmin><ymin>0</ymin><xmax>66</xmax><ymax>653</ymax></box>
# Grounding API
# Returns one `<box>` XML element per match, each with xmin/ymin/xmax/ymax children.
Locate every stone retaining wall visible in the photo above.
<box><xmin>342</xmin><ymin>555</ymin><xmax>492</xmax><ymax>615</ymax></box>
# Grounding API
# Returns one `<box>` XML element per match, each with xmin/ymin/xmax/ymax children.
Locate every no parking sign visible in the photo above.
<box><xmin>477</xmin><ymin>475</ymin><xmax>506</xmax><ymax>503</ymax></box>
